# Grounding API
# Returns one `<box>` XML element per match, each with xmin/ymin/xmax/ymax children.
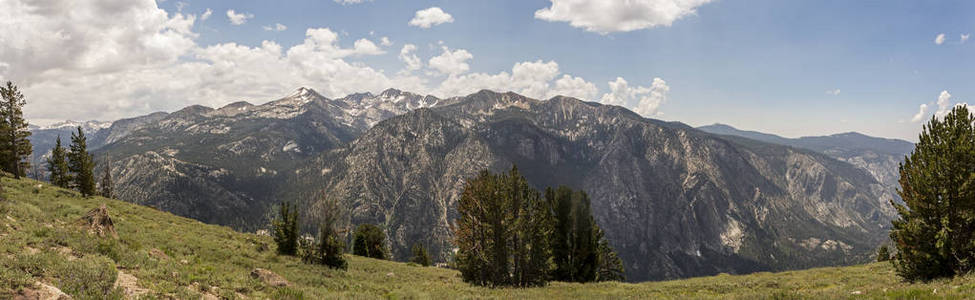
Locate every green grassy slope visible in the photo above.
<box><xmin>1</xmin><ymin>176</ymin><xmax>974</xmax><ymax>299</ymax></box>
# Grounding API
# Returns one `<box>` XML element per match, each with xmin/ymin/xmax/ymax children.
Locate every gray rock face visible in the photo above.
<box><xmin>308</xmin><ymin>91</ymin><xmax>897</xmax><ymax>281</ymax></box>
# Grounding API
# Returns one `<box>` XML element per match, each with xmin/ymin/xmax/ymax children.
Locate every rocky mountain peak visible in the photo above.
<box><xmin>173</xmin><ymin>105</ymin><xmax>215</xmax><ymax>117</ymax></box>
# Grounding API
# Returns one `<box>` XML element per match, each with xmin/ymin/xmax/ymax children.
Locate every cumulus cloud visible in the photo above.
<box><xmin>380</xmin><ymin>37</ymin><xmax>392</xmax><ymax>47</ymax></box>
<box><xmin>910</xmin><ymin>104</ymin><xmax>928</xmax><ymax>123</ymax></box>
<box><xmin>263</xmin><ymin>23</ymin><xmax>288</xmax><ymax>32</ymax></box>
<box><xmin>935</xmin><ymin>33</ymin><xmax>946</xmax><ymax>45</ymax></box>
<box><xmin>433</xmin><ymin>60</ymin><xmax>599</xmax><ymax>101</ymax></box>
<box><xmin>0</xmin><ymin>0</ymin><xmax>426</xmax><ymax>122</ymax></box>
<box><xmin>599</xmin><ymin>77</ymin><xmax>670</xmax><ymax>117</ymax></box>
<box><xmin>399</xmin><ymin>44</ymin><xmax>423</xmax><ymax>71</ymax></box>
<box><xmin>428</xmin><ymin>46</ymin><xmax>473</xmax><ymax>75</ymax></box>
<box><xmin>227</xmin><ymin>9</ymin><xmax>253</xmax><ymax>25</ymax></box>
<box><xmin>201</xmin><ymin>8</ymin><xmax>212</xmax><ymax>21</ymax></box>
<box><xmin>0</xmin><ymin>0</ymin><xmax>197</xmax><ymax>81</ymax></box>
<box><xmin>409</xmin><ymin>7</ymin><xmax>454</xmax><ymax>28</ymax></box>
<box><xmin>825</xmin><ymin>89</ymin><xmax>841</xmax><ymax>96</ymax></box>
<box><xmin>535</xmin><ymin>0</ymin><xmax>713</xmax><ymax>34</ymax></box>
<box><xmin>0</xmin><ymin>0</ymin><xmax>665</xmax><ymax>123</ymax></box>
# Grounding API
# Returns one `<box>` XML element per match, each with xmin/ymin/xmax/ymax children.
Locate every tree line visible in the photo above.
<box><xmin>270</xmin><ymin>166</ymin><xmax>622</xmax><ymax>287</ymax></box>
<box><xmin>272</xmin><ymin>195</ymin><xmax>432</xmax><ymax>270</ymax></box>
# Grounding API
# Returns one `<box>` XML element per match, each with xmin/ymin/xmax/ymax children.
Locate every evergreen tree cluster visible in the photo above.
<box><xmin>0</xmin><ymin>81</ymin><xmax>33</xmax><ymax>179</ymax></box>
<box><xmin>890</xmin><ymin>105</ymin><xmax>975</xmax><ymax>281</ymax></box>
<box><xmin>46</xmin><ymin>127</ymin><xmax>99</xmax><ymax>197</ymax></box>
<box><xmin>353</xmin><ymin>223</ymin><xmax>388</xmax><ymax>260</ymax></box>
<box><xmin>453</xmin><ymin>166</ymin><xmax>625</xmax><ymax>287</ymax></box>
<box><xmin>411</xmin><ymin>243</ymin><xmax>431</xmax><ymax>267</ymax></box>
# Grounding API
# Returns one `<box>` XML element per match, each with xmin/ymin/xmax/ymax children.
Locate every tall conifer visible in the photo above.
<box><xmin>46</xmin><ymin>136</ymin><xmax>70</xmax><ymax>188</ymax></box>
<box><xmin>68</xmin><ymin>127</ymin><xmax>96</xmax><ymax>196</ymax></box>
<box><xmin>890</xmin><ymin>105</ymin><xmax>975</xmax><ymax>281</ymax></box>
<box><xmin>0</xmin><ymin>81</ymin><xmax>32</xmax><ymax>178</ymax></box>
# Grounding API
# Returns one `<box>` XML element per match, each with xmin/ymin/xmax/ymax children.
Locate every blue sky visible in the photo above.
<box><xmin>3</xmin><ymin>0</ymin><xmax>973</xmax><ymax>141</ymax></box>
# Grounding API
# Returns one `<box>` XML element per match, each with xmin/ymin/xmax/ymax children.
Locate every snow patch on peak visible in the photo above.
<box><xmin>37</xmin><ymin>120</ymin><xmax>112</xmax><ymax>132</ymax></box>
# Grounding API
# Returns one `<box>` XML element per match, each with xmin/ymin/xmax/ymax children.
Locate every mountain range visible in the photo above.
<box><xmin>28</xmin><ymin>88</ymin><xmax>911</xmax><ymax>282</ymax></box>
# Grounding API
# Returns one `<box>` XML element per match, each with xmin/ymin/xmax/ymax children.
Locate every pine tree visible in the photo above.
<box><xmin>0</xmin><ymin>81</ymin><xmax>32</xmax><ymax>179</ymax></box>
<box><xmin>410</xmin><ymin>243</ymin><xmax>431</xmax><ymax>267</ymax></box>
<box><xmin>272</xmin><ymin>202</ymin><xmax>300</xmax><ymax>256</ymax></box>
<box><xmin>68</xmin><ymin>127</ymin><xmax>96</xmax><ymax>197</ymax></box>
<box><xmin>547</xmin><ymin>186</ymin><xmax>599</xmax><ymax>282</ymax></box>
<box><xmin>99</xmin><ymin>156</ymin><xmax>114</xmax><ymax>199</ymax></box>
<box><xmin>595</xmin><ymin>226</ymin><xmax>626</xmax><ymax>282</ymax></box>
<box><xmin>46</xmin><ymin>136</ymin><xmax>71</xmax><ymax>188</ymax></box>
<box><xmin>454</xmin><ymin>166</ymin><xmax>551</xmax><ymax>287</ymax></box>
<box><xmin>890</xmin><ymin>105</ymin><xmax>975</xmax><ymax>281</ymax></box>
<box><xmin>352</xmin><ymin>224</ymin><xmax>387</xmax><ymax>259</ymax></box>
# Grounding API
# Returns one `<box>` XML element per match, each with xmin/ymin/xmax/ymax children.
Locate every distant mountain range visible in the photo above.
<box><xmin>697</xmin><ymin>124</ymin><xmax>913</xmax><ymax>194</ymax></box>
<box><xmin>28</xmin><ymin>88</ymin><xmax>904</xmax><ymax>282</ymax></box>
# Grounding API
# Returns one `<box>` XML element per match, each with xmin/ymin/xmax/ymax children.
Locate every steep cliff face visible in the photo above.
<box><xmin>309</xmin><ymin>91</ymin><xmax>896</xmax><ymax>281</ymax></box>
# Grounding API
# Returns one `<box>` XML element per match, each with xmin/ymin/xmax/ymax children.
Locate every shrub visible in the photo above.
<box><xmin>54</xmin><ymin>255</ymin><xmax>124</xmax><ymax>299</ymax></box>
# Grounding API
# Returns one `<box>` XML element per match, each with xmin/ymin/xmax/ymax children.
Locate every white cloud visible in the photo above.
<box><xmin>935</xmin><ymin>33</ymin><xmax>946</xmax><ymax>45</ymax></box>
<box><xmin>0</xmin><ymin>0</ymin><xmax>424</xmax><ymax>123</ymax></box>
<box><xmin>0</xmin><ymin>0</ymin><xmax>197</xmax><ymax>81</ymax></box>
<box><xmin>380</xmin><ymin>37</ymin><xmax>392</xmax><ymax>47</ymax></box>
<box><xmin>599</xmin><ymin>77</ymin><xmax>670</xmax><ymax>117</ymax></box>
<box><xmin>0</xmin><ymin>0</ymin><xmax>655</xmax><ymax>124</ymax></box>
<box><xmin>263</xmin><ymin>23</ymin><xmax>288</xmax><ymax>32</ymax></box>
<box><xmin>351</xmin><ymin>38</ymin><xmax>385</xmax><ymax>55</ymax></box>
<box><xmin>227</xmin><ymin>9</ymin><xmax>253</xmax><ymax>25</ymax></box>
<box><xmin>962</xmin><ymin>34</ymin><xmax>971</xmax><ymax>44</ymax></box>
<box><xmin>201</xmin><ymin>8</ymin><xmax>212</xmax><ymax>21</ymax></box>
<box><xmin>535</xmin><ymin>0</ymin><xmax>713</xmax><ymax>34</ymax></box>
<box><xmin>409</xmin><ymin>7</ymin><xmax>454</xmax><ymax>28</ymax></box>
<box><xmin>825</xmin><ymin>89</ymin><xmax>841</xmax><ymax>96</ymax></box>
<box><xmin>433</xmin><ymin>60</ymin><xmax>599</xmax><ymax>101</ymax></box>
<box><xmin>935</xmin><ymin>90</ymin><xmax>954</xmax><ymax>118</ymax></box>
<box><xmin>910</xmin><ymin>104</ymin><xmax>928</xmax><ymax>123</ymax></box>
<box><xmin>399</xmin><ymin>44</ymin><xmax>423</xmax><ymax>71</ymax></box>
<box><xmin>428</xmin><ymin>46</ymin><xmax>473</xmax><ymax>75</ymax></box>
